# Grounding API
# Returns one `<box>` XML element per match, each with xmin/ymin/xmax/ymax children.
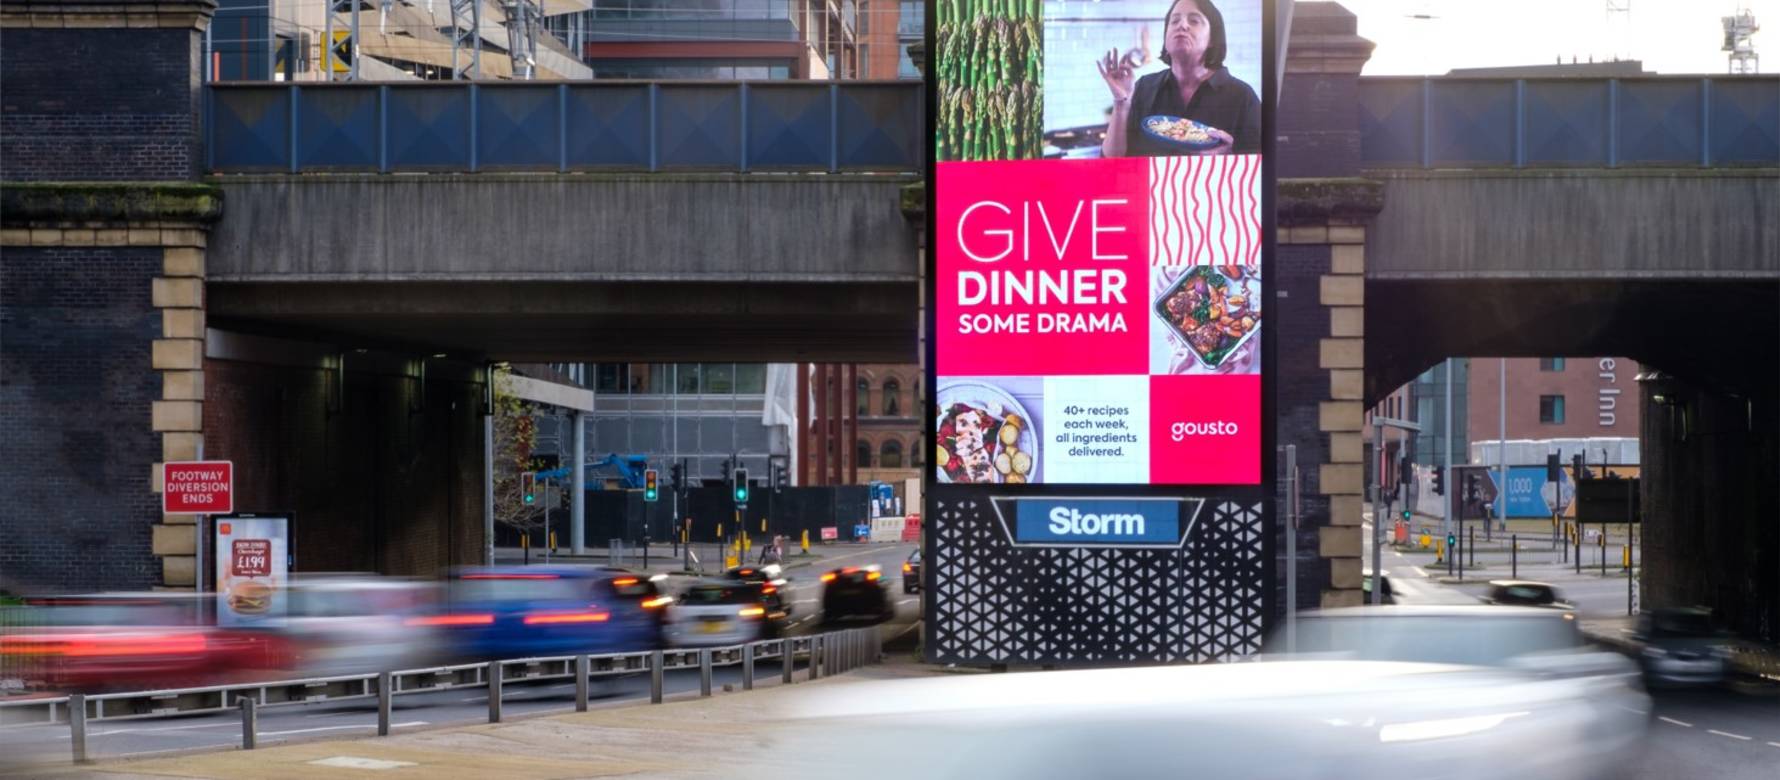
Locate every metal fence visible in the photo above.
<box><xmin>1358</xmin><ymin>76</ymin><xmax>1780</xmax><ymax>168</ymax></box>
<box><xmin>205</xmin><ymin>81</ymin><xmax>924</xmax><ymax>174</ymax></box>
<box><xmin>0</xmin><ymin>626</ymin><xmax>881</xmax><ymax>764</ymax></box>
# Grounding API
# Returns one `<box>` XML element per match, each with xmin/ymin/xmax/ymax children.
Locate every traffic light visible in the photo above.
<box><xmin>1398</xmin><ymin>458</ymin><xmax>1412</xmax><ymax>492</ymax></box>
<box><xmin>733</xmin><ymin>468</ymin><xmax>750</xmax><ymax>505</ymax></box>
<box><xmin>1465</xmin><ymin>474</ymin><xmax>1480</xmax><ymax>502</ymax></box>
<box><xmin>772</xmin><ymin>462</ymin><xmax>789</xmax><ymax>492</ymax></box>
<box><xmin>1401</xmin><ymin>508</ymin><xmax>1411</xmax><ymax>521</ymax></box>
<box><xmin>643</xmin><ymin>469</ymin><xmax>659</xmax><ymax>502</ymax></box>
<box><xmin>1546</xmin><ymin>452</ymin><xmax>1562</xmax><ymax>482</ymax></box>
<box><xmin>1432</xmin><ymin>468</ymin><xmax>1445</xmax><ymax>496</ymax></box>
<box><xmin>521</xmin><ymin>472</ymin><xmax>536</xmax><ymax>505</ymax></box>
<box><xmin>1572</xmin><ymin>452</ymin><xmax>1587</xmax><ymax>480</ymax></box>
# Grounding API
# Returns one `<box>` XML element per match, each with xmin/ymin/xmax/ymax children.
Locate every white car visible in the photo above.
<box><xmin>282</xmin><ymin>574</ymin><xmax>442</xmax><ymax>676</ymax></box>
<box><xmin>663</xmin><ymin>581</ymin><xmax>783</xmax><ymax>648</ymax></box>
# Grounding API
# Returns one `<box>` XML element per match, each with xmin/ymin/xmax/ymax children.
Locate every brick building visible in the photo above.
<box><xmin>797</xmin><ymin>363</ymin><xmax>921</xmax><ymax>494</ymax></box>
<box><xmin>1466</xmin><ymin>357</ymin><xmax>1641</xmax><ymax>441</ymax></box>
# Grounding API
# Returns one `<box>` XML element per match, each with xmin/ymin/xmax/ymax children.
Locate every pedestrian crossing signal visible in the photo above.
<box><xmin>644</xmin><ymin>469</ymin><xmax>659</xmax><ymax>502</ymax></box>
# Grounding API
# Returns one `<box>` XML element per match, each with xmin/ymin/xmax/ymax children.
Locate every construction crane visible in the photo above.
<box><xmin>1724</xmin><ymin>5</ymin><xmax>1761</xmax><ymax>74</ymax></box>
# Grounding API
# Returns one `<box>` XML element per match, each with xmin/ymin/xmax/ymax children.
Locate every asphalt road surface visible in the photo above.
<box><xmin>0</xmin><ymin>543</ymin><xmax>920</xmax><ymax>769</ymax></box>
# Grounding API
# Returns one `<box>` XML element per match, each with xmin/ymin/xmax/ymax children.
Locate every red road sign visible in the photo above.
<box><xmin>163</xmin><ymin>461</ymin><xmax>233</xmax><ymax>514</ymax></box>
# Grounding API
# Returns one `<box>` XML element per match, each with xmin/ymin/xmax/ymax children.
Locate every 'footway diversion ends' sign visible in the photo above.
<box><xmin>163</xmin><ymin>460</ymin><xmax>234</xmax><ymax>514</ymax></box>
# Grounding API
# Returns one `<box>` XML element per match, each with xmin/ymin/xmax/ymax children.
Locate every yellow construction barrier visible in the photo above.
<box><xmin>801</xmin><ymin>529</ymin><xmax>810</xmax><ymax>553</ymax></box>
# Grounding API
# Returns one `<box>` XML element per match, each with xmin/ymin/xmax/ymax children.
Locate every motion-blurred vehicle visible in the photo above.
<box><xmin>283</xmin><ymin>574</ymin><xmax>441</xmax><ymax>676</ymax></box>
<box><xmin>723</xmin><ymin>565</ymin><xmax>791</xmax><ymax>618</ymax></box>
<box><xmin>1634</xmin><ymin>606</ymin><xmax>1731</xmax><ymax>687</ymax></box>
<box><xmin>664</xmin><ymin>580</ymin><xmax>786</xmax><ymax>647</ymax></box>
<box><xmin>902</xmin><ymin>550</ymin><xmax>922</xmax><ymax>595</ymax></box>
<box><xmin>416</xmin><ymin>566</ymin><xmax>661</xmax><ymax>661</ymax></box>
<box><xmin>820</xmin><ymin>566</ymin><xmax>892</xmax><ymax>624</ymax></box>
<box><xmin>777</xmin><ymin>657</ymin><xmax>1650</xmax><ymax>780</ymax></box>
<box><xmin>1267</xmin><ymin>606</ymin><xmax>1603</xmax><ymax>669</ymax></box>
<box><xmin>1480</xmin><ymin>580</ymin><xmax>1573</xmax><ymax>610</ymax></box>
<box><xmin>0</xmin><ymin>593</ymin><xmax>292</xmax><ymax>692</ymax></box>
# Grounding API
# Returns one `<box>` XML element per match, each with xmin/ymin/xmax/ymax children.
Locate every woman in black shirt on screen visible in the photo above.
<box><xmin>1098</xmin><ymin>0</ymin><xmax>1261</xmax><ymax>157</ymax></box>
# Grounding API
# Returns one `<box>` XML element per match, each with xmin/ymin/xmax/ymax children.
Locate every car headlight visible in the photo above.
<box><xmin>1642</xmin><ymin>647</ymin><xmax>1668</xmax><ymax>659</ymax></box>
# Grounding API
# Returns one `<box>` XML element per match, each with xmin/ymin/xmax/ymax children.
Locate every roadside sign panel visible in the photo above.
<box><xmin>163</xmin><ymin>461</ymin><xmax>233</xmax><ymax>514</ymax></box>
<box><xmin>214</xmin><ymin>514</ymin><xmax>289</xmax><ymax>627</ymax></box>
<box><xmin>820</xmin><ymin>526</ymin><xmax>838</xmax><ymax>541</ymax></box>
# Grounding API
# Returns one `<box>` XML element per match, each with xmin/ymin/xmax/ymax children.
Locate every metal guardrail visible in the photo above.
<box><xmin>205</xmin><ymin>81</ymin><xmax>924</xmax><ymax>175</ymax></box>
<box><xmin>0</xmin><ymin>627</ymin><xmax>882</xmax><ymax>764</ymax></box>
<box><xmin>1357</xmin><ymin>75</ymin><xmax>1780</xmax><ymax>169</ymax></box>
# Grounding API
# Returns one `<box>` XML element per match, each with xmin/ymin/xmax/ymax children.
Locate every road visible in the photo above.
<box><xmin>0</xmin><ymin>543</ymin><xmax>919</xmax><ymax>769</ymax></box>
<box><xmin>1366</xmin><ymin>515</ymin><xmax>1780</xmax><ymax>779</ymax></box>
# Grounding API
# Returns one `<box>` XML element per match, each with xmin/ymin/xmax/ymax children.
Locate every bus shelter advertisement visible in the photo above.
<box><xmin>933</xmin><ymin>0</ymin><xmax>1267</xmax><ymax>488</ymax></box>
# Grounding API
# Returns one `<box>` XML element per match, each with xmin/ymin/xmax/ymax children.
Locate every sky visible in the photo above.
<box><xmin>1329</xmin><ymin>0</ymin><xmax>1775</xmax><ymax>75</ymax></box>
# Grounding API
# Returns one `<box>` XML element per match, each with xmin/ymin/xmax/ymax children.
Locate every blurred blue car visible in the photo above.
<box><xmin>414</xmin><ymin>566</ymin><xmax>666</xmax><ymax>661</ymax></box>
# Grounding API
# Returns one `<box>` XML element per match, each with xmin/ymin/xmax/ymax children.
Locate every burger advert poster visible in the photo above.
<box><xmin>214</xmin><ymin>516</ymin><xmax>288</xmax><ymax>626</ymax></box>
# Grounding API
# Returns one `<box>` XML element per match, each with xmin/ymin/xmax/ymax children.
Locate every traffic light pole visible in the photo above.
<box><xmin>1443</xmin><ymin>359</ymin><xmax>1453</xmax><ymax>538</ymax></box>
<box><xmin>571</xmin><ymin>411</ymin><xmax>586</xmax><ymax>555</ymax></box>
<box><xmin>1370</xmin><ymin>415</ymin><xmax>1421</xmax><ymax>605</ymax></box>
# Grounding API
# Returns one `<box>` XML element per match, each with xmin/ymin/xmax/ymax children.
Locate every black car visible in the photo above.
<box><xmin>821</xmin><ymin>566</ymin><xmax>893</xmax><ymax>624</ymax></box>
<box><xmin>604</xmin><ymin>569</ymin><xmax>675</xmax><ymax>645</ymax></box>
<box><xmin>1635</xmin><ymin>607</ymin><xmax>1732</xmax><ymax>687</ymax></box>
<box><xmin>723</xmin><ymin>565</ymin><xmax>792</xmax><ymax>618</ymax></box>
<box><xmin>902</xmin><ymin>550</ymin><xmax>922</xmax><ymax>594</ymax></box>
<box><xmin>1480</xmin><ymin>580</ymin><xmax>1574</xmax><ymax>610</ymax></box>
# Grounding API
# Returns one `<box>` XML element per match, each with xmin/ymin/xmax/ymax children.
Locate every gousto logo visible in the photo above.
<box><xmin>1170</xmin><ymin>420</ymin><xmax>1241</xmax><ymax>442</ymax></box>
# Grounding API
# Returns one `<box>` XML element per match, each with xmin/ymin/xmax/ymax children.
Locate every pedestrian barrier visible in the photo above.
<box><xmin>0</xmin><ymin>626</ymin><xmax>883</xmax><ymax>764</ymax></box>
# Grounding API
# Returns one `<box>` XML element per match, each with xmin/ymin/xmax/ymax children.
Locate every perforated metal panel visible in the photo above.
<box><xmin>927</xmin><ymin>495</ymin><xmax>1270</xmax><ymax>665</ymax></box>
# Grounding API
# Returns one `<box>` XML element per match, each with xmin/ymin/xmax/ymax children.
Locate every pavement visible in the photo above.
<box><xmin>0</xmin><ymin>543</ymin><xmax>922</xmax><ymax>772</ymax></box>
<box><xmin>25</xmin><ymin>659</ymin><xmax>952</xmax><ymax>780</ymax></box>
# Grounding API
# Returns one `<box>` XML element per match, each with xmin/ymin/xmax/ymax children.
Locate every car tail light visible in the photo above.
<box><xmin>612</xmin><ymin>577</ymin><xmax>639</xmax><ymax>586</ymax></box>
<box><xmin>866</xmin><ymin>571</ymin><xmax>882</xmax><ymax>581</ymax></box>
<box><xmin>523</xmin><ymin>611</ymin><xmax>611</xmax><ymax>625</ymax></box>
<box><xmin>902</xmin><ymin>563</ymin><xmax>912</xmax><ymax>573</ymax></box>
<box><xmin>405</xmin><ymin>613</ymin><xmax>495</xmax><ymax>627</ymax></box>
<box><xmin>761</xmin><ymin>585</ymin><xmax>777</xmax><ymax>594</ymax></box>
<box><xmin>461</xmin><ymin>573</ymin><xmax>558</xmax><ymax>580</ymax></box>
<box><xmin>738</xmin><ymin>607</ymin><xmax>766</xmax><ymax>618</ymax></box>
<box><xmin>820</xmin><ymin>573</ymin><xmax>836</xmax><ymax>583</ymax></box>
<box><xmin>2</xmin><ymin>633</ymin><xmax>208</xmax><ymax>657</ymax></box>
<box><xmin>641</xmin><ymin>596</ymin><xmax>674</xmax><ymax>609</ymax></box>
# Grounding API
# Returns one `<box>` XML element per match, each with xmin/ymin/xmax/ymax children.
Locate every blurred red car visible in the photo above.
<box><xmin>0</xmin><ymin>593</ymin><xmax>292</xmax><ymax>693</ymax></box>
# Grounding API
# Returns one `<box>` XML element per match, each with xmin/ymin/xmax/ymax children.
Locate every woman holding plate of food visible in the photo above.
<box><xmin>1096</xmin><ymin>0</ymin><xmax>1261</xmax><ymax>158</ymax></box>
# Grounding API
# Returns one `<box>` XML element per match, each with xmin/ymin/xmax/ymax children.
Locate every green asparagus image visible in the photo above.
<box><xmin>935</xmin><ymin>0</ymin><xmax>1043</xmax><ymax>161</ymax></box>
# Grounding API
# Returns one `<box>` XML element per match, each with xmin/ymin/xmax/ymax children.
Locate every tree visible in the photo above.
<box><xmin>491</xmin><ymin>364</ymin><xmax>550</xmax><ymax>541</ymax></box>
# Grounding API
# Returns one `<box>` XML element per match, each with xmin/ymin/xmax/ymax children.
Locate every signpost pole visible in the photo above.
<box><xmin>1443</xmin><ymin>359</ymin><xmax>1453</xmax><ymax>538</ymax></box>
<box><xmin>1371</xmin><ymin>425</ymin><xmax>1383</xmax><ymax>605</ymax></box>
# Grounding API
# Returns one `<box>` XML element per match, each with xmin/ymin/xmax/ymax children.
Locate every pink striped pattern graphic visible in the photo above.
<box><xmin>1148</xmin><ymin>155</ymin><xmax>1263</xmax><ymax>266</ymax></box>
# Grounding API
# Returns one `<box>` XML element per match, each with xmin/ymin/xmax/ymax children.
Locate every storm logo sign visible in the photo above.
<box><xmin>1008</xmin><ymin>499</ymin><xmax>1187</xmax><ymax>546</ymax></box>
<box><xmin>1048</xmin><ymin>506</ymin><xmax>1145</xmax><ymax>536</ymax></box>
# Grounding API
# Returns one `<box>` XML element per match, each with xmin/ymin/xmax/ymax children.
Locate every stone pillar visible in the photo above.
<box><xmin>2</xmin><ymin>0</ymin><xmax>219</xmax><ymax>592</ymax></box>
<box><xmin>1276</xmin><ymin>2</ymin><xmax>1381</xmax><ymax>610</ymax></box>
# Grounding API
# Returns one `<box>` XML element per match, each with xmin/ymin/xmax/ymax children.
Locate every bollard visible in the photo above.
<box><xmin>377</xmin><ymin>671</ymin><xmax>393</xmax><ymax>736</ymax></box>
<box><xmin>68</xmin><ymin>693</ymin><xmax>88</xmax><ymax>764</ymax></box>
<box><xmin>650</xmin><ymin>650</ymin><xmax>664</xmax><ymax>704</ymax></box>
<box><xmin>1468</xmin><ymin>527</ymin><xmax>1475</xmax><ymax>568</ymax></box>
<box><xmin>742</xmin><ymin>642</ymin><xmax>755</xmax><ymax>691</ymax></box>
<box><xmin>1575</xmin><ymin>526</ymin><xmax>1582</xmax><ymax>574</ymax></box>
<box><xmin>575</xmin><ymin>654</ymin><xmax>590</xmax><ymax>712</ymax></box>
<box><xmin>1601</xmin><ymin>533</ymin><xmax>1608</xmax><ymax>576</ymax></box>
<box><xmin>698</xmin><ymin>649</ymin><xmax>713</xmax><ymax>697</ymax></box>
<box><xmin>1511</xmin><ymin>535</ymin><xmax>1518</xmax><ymax>579</ymax></box>
<box><xmin>488</xmin><ymin>661</ymin><xmax>503</xmax><ymax>723</ymax></box>
<box><xmin>240</xmin><ymin>697</ymin><xmax>258</xmax><ymax>750</ymax></box>
<box><xmin>782</xmin><ymin>638</ymin><xmax>795</xmax><ymax>684</ymax></box>
<box><xmin>809</xmin><ymin>636</ymin><xmax>822</xmax><ymax>681</ymax></box>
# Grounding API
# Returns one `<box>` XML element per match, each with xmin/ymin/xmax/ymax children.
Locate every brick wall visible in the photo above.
<box><xmin>0</xmin><ymin>246</ymin><xmax>162</xmax><ymax>592</ymax></box>
<box><xmin>204</xmin><ymin>358</ymin><xmax>486</xmax><ymax>577</ymax></box>
<box><xmin>0</xmin><ymin>27</ymin><xmax>201</xmax><ymax>181</ymax></box>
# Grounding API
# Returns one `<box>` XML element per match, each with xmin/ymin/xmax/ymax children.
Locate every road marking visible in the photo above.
<box><xmin>458</xmin><ymin>696</ymin><xmax>482</xmax><ymax>702</ymax></box>
<box><xmin>259</xmin><ymin>721</ymin><xmax>426</xmax><ymax>737</ymax></box>
<box><xmin>1658</xmin><ymin>717</ymin><xmax>1693</xmax><ymax>728</ymax></box>
<box><xmin>1620</xmin><ymin>707</ymin><xmax>1648</xmax><ymax>715</ymax></box>
<box><xmin>1767</xmin><ymin>742</ymin><xmax>1780</xmax><ymax>749</ymax></box>
<box><xmin>897</xmin><ymin>598</ymin><xmax>917</xmax><ymax>606</ymax></box>
<box><xmin>1707</xmin><ymin>730</ymin><xmax>1751</xmax><ymax>741</ymax></box>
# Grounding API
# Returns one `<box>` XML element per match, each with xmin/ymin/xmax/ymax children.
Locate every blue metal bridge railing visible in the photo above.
<box><xmin>1358</xmin><ymin>75</ymin><xmax>1780</xmax><ymax>169</ymax></box>
<box><xmin>206</xmin><ymin>81</ymin><xmax>924</xmax><ymax>174</ymax></box>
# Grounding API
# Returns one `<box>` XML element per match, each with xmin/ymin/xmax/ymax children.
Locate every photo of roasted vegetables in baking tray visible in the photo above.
<box><xmin>935</xmin><ymin>382</ymin><xmax>1039</xmax><ymax>485</ymax></box>
<box><xmin>1154</xmin><ymin>265</ymin><xmax>1261</xmax><ymax>371</ymax></box>
<box><xmin>935</xmin><ymin>0</ymin><xmax>1044</xmax><ymax>161</ymax></box>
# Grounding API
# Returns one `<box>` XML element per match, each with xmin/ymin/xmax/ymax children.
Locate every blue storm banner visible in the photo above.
<box><xmin>991</xmin><ymin>497</ymin><xmax>1202</xmax><ymax>547</ymax></box>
